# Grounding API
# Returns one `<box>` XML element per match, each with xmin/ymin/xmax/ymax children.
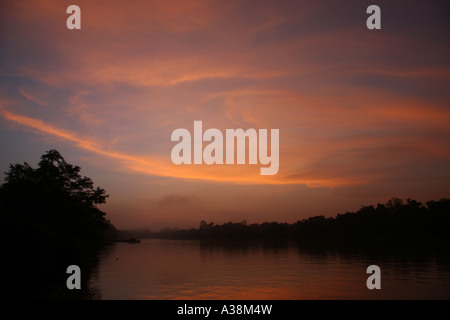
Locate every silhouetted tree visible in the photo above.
<box><xmin>1</xmin><ymin>149</ymin><xmax>115</xmax><ymax>299</ymax></box>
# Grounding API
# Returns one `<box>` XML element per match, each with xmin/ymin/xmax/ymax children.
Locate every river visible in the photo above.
<box><xmin>88</xmin><ymin>238</ymin><xmax>450</xmax><ymax>300</ymax></box>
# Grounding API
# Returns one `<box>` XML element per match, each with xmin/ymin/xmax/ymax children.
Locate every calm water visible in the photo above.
<box><xmin>89</xmin><ymin>239</ymin><xmax>450</xmax><ymax>300</ymax></box>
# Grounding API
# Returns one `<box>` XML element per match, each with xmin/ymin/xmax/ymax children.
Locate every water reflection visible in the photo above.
<box><xmin>89</xmin><ymin>239</ymin><xmax>450</xmax><ymax>300</ymax></box>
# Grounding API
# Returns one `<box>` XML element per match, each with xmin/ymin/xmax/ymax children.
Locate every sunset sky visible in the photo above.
<box><xmin>1</xmin><ymin>0</ymin><xmax>449</xmax><ymax>230</ymax></box>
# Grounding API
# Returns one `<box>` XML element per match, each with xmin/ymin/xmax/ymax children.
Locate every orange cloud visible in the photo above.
<box><xmin>2</xmin><ymin>107</ymin><xmax>340</xmax><ymax>186</ymax></box>
<box><xmin>2</xmin><ymin>0</ymin><xmax>449</xmax><ymax>194</ymax></box>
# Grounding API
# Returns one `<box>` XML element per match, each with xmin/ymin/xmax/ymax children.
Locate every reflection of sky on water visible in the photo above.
<box><xmin>89</xmin><ymin>239</ymin><xmax>450</xmax><ymax>300</ymax></box>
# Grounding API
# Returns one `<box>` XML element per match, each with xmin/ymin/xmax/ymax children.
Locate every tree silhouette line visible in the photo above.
<box><xmin>139</xmin><ymin>197</ymin><xmax>450</xmax><ymax>241</ymax></box>
<box><xmin>1</xmin><ymin>149</ymin><xmax>117</xmax><ymax>299</ymax></box>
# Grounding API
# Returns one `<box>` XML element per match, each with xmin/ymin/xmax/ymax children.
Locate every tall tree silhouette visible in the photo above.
<box><xmin>1</xmin><ymin>149</ymin><xmax>114</xmax><ymax>299</ymax></box>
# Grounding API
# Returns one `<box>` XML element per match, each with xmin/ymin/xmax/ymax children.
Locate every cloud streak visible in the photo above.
<box><xmin>1</xmin><ymin>107</ymin><xmax>329</xmax><ymax>186</ymax></box>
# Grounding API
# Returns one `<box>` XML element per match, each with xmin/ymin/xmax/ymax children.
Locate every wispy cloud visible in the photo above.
<box><xmin>1</xmin><ymin>107</ymin><xmax>322</xmax><ymax>185</ymax></box>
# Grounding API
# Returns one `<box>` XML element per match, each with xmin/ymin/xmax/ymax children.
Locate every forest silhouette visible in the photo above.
<box><xmin>2</xmin><ymin>149</ymin><xmax>449</xmax><ymax>299</ymax></box>
<box><xmin>129</xmin><ymin>197</ymin><xmax>450</xmax><ymax>244</ymax></box>
<box><xmin>1</xmin><ymin>150</ymin><xmax>116</xmax><ymax>299</ymax></box>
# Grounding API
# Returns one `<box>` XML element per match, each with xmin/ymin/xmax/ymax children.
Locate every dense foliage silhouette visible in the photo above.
<box><xmin>137</xmin><ymin>197</ymin><xmax>450</xmax><ymax>242</ymax></box>
<box><xmin>1</xmin><ymin>150</ymin><xmax>116</xmax><ymax>299</ymax></box>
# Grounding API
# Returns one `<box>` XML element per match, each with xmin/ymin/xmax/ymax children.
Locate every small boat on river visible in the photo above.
<box><xmin>116</xmin><ymin>238</ymin><xmax>141</xmax><ymax>243</ymax></box>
